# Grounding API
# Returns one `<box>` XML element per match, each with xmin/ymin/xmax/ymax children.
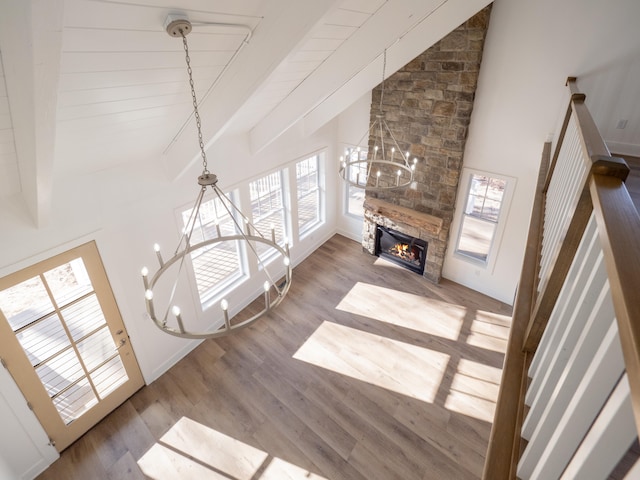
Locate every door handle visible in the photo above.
<box><xmin>116</xmin><ymin>338</ymin><xmax>127</xmax><ymax>349</ymax></box>
<box><xmin>115</xmin><ymin>329</ymin><xmax>124</xmax><ymax>335</ymax></box>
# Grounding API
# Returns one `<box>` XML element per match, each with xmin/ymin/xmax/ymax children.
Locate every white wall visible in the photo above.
<box><xmin>442</xmin><ymin>0</ymin><xmax>640</xmax><ymax>304</ymax></box>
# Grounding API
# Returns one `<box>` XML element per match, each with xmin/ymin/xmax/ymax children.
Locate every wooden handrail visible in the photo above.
<box><xmin>590</xmin><ymin>173</ymin><xmax>640</xmax><ymax>437</ymax></box>
<box><xmin>482</xmin><ymin>143</ymin><xmax>550</xmax><ymax>479</ymax></box>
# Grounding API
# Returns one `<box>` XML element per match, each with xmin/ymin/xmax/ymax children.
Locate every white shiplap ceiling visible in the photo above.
<box><xmin>1</xmin><ymin>0</ymin><xmax>639</xmax><ymax>229</ymax></box>
<box><xmin>1</xmin><ymin>0</ymin><xmax>495</xmax><ymax>227</ymax></box>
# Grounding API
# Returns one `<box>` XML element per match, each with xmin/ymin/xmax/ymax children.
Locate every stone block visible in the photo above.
<box><xmin>436</xmin><ymin>72</ymin><xmax>460</xmax><ymax>84</ymax></box>
<box><xmin>433</xmin><ymin>101</ymin><xmax>455</xmax><ymax>116</ymax></box>
<box><xmin>442</xmin><ymin>62</ymin><xmax>464</xmax><ymax>71</ymax></box>
<box><xmin>443</xmin><ymin>139</ymin><xmax>462</xmax><ymax>150</ymax></box>
<box><xmin>439</xmin><ymin>31</ymin><xmax>468</xmax><ymax>51</ymax></box>
<box><xmin>461</xmin><ymin>71</ymin><xmax>479</xmax><ymax>86</ymax></box>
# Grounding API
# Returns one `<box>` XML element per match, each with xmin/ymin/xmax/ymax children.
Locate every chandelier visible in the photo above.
<box><xmin>141</xmin><ymin>16</ymin><xmax>292</xmax><ymax>339</ymax></box>
<box><xmin>339</xmin><ymin>49</ymin><xmax>417</xmax><ymax>190</ymax></box>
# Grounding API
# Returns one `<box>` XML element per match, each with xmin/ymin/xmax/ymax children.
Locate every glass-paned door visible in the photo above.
<box><xmin>0</xmin><ymin>241</ymin><xmax>144</xmax><ymax>451</ymax></box>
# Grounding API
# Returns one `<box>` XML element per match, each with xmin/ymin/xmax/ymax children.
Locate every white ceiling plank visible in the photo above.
<box><xmin>62</xmin><ymin>29</ymin><xmax>245</xmax><ymax>53</ymax></box>
<box><xmin>0</xmin><ymin>128</ymin><xmax>14</xmax><ymax>143</ymax></box>
<box><xmin>0</xmin><ymin>138</ymin><xmax>16</xmax><ymax>155</ymax></box>
<box><xmin>63</xmin><ymin>0</ymin><xmax>262</xmax><ymax>31</ymax></box>
<box><xmin>58</xmin><ymin>67</ymin><xmax>220</xmax><ymax>91</ymax></box>
<box><xmin>0</xmin><ymin>0</ymin><xmax>64</xmax><ymax>225</ymax></box>
<box><xmin>301</xmin><ymin>38</ymin><xmax>345</xmax><ymax>52</ymax></box>
<box><xmin>250</xmin><ymin>0</ymin><xmax>491</xmax><ymax>154</ymax></box>
<box><xmin>0</xmin><ymin>158</ymin><xmax>20</xmax><ymax>197</ymax></box>
<box><xmin>57</xmin><ymin>82</ymin><xmax>205</xmax><ymax>108</ymax></box>
<box><xmin>60</xmin><ymin>51</ymin><xmax>234</xmax><ymax>73</ymax></box>
<box><xmin>324</xmin><ymin>8</ymin><xmax>374</xmax><ymax>27</ymax></box>
<box><xmin>339</xmin><ymin>0</ymin><xmax>386</xmax><ymax>15</ymax></box>
<box><xmin>313</xmin><ymin>24</ymin><xmax>358</xmax><ymax>40</ymax></box>
<box><xmin>161</xmin><ymin>0</ymin><xmax>343</xmax><ymax>180</ymax></box>
<box><xmin>58</xmin><ymin>103</ymin><xmax>190</xmax><ymax>131</ymax></box>
<box><xmin>58</xmin><ymin>94</ymin><xmax>188</xmax><ymax>121</ymax></box>
<box><xmin>91</xmin><ymin>0</ymin><xmax>266</xmax><ymax>16</ymax></box>
<box><xmin>289</xmin><ymin>50</ymin><xmax>334</xmax><ymax>63</ymax></box>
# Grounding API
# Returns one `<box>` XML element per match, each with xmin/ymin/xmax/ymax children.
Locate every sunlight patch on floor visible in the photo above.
<box><xmin>335</xmin><ymin>282</ymin><xmax>464</xmax><ymax>341</ymax></box>
<box><xmin>445</xmin><ymin>358</ymin><xmax>502</xmax><ymax>423</ymax></box>
<box><xmin>260</xmin><ymin>457</ymin><xmax>328</xmax><ymax>480</ymax></box>
<box><xmin>467</xmin><ymin>310</ymin><xmax>511</xmax><ymax>353</ymax></box>
<box><xmin>294</xmin><ymin>321</ymin><xmax>449</xmax><ymax>403</ymax></box>
<box><xmin>137</xmin><ymin>416</ymin><xmax>326</xmax><ymax>479</ymax></box>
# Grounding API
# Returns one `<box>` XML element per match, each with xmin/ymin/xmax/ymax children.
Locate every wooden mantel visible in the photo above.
<box><xmin>363</xmin><ymin>198</ymin><xmax>443</xmax><ymax>236</ymax></box>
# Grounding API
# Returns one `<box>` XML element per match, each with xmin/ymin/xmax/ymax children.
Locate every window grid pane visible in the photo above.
<box><xmin>346</xmin><ymin>148</ymin><xmax>367</xmax><ymax>216</ymax></box>
<box><xmin>249</xmin><ymin>172</ymin><xmax>287</xmax><ymax>258</ymax></box>
<box><xmin>182</xmin><ymin>193</ymin><xmax>245</xmax><ymax>304</ymax></box>
<box><xmin>296</xmin><ymin>156</ymin><xmax>320</xmax><ymax>233</ymax></box>
<box><xmin>456</xmin><ymin>173</ymin><xmax>507</xmax><ymax>263</ymax></box>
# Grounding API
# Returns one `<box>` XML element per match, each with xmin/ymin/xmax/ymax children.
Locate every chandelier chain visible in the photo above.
<box><xmin>379</xmin><ymin>49</ymin><xmax>386</xmax><ymax>111</ymax></box>
<box><xmin>181</xmin><ymin>33</ymin><xmax>209</xmax><ymax>175</ymax></box>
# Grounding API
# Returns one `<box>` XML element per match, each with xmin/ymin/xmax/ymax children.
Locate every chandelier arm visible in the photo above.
<box><xmin>175</xmin><ymin>186</ymin><xmax>207</xmax><ymax>256</ymax></box>
<box><xmin>378</xmin><ymin>116</ymin><xmax>386</xmax><ymax>162</ymax></box>
<box><xmin>212</xmin><ymin>186</ymin><xmax>283</xmax><ymax>296</ymax></box>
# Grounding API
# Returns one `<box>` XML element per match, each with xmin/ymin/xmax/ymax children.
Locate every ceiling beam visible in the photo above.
<box><xmin>0</xmin><ymin>0</ymin><xmax>63</xmax><ymax>227</ymax></box>
<box><xmin>249</xmin><ymin>0</ymin><xmax>492</xmax><ymax>154</ymax></box>
<box><xmin>161</xmin><ymin>0</ymin><xmax>341</xmax><ymax>181</ymax></box>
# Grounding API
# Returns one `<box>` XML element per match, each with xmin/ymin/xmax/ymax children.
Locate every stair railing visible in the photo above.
<box><xmin>483</xmin><ymin>77</ymin><xmax>640</xmax><ymax>479</ymax></box>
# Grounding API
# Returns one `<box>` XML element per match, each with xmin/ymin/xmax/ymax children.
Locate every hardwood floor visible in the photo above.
<box><xmin>37</xmin><ymin>234</ymin><xmax>512</xmax><ymax>480</ymax></box>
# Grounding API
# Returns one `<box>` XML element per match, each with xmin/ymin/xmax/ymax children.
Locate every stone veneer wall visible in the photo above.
<box><xmin>363</xmin><ymin>6</ymin><xmax>492</xmax><ymax>282</ymax></box>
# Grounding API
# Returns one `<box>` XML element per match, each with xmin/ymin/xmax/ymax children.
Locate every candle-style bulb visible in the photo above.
<box><xmin>145</xmin><ymin>289</ymin><xmax>153</xmax><ymax>300</ymax></box>
<box><xmin>171</xmin><ymin>305</ymin><xmax>181</xmax><ymax>316</ymax></box>
<box><xmin>263</xmin><ymin>281</ymin><xmax>271</xmax><ymax>292</ymax></box>
<box><xmin>141</xmin><ymin>267</ymin><xmax>149</xmax><ymax>276</ymax></box>
<box><xmin>221</xmin><ymin>299</ymin><xmax>229</xmax><ymax>311</ymax></box>
<box><xmin>153</xmin><ymin>243</ymin><xmax>160</xmax><ymax>252</ymax></box>
<box><xmin>284</xmin><ymin>257</ymin><xmax>290</xmax><ymax>266</ymax></box>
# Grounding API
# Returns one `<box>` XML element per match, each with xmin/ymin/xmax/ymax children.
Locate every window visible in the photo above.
<box><xmin>249</xmin><ymin>171</ymin><xmax>288</xmax><ymax>259</ymax></box>
<box><xmin>455</xmin><ymin>173</ymin><xmax>508</xmax><ymax>264</ymax></box>
<box><xmin>181</xmin><ymin>192</ymin><xmax>245</xmax><ymax>305</ymax></box>
<box><xmin>296</xmin><ymin>155</ymin><xmax>321</xmax><ymax>234</ymax></box>
<box><xmin>345</xmin><ymin>147</ymin><xmax>368</xmax><ymax>217</ymax></box>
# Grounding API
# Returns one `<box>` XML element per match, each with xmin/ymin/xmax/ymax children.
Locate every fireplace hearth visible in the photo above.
<box><xmin>375</xmin><ymin>225</ymin><xmax>427</xmax><ymax>275</ymax></box>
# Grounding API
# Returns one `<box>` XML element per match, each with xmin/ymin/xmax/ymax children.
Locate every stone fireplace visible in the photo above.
<box><xmin>362</xmin><ymin>7</ymin><xmax>491</xmax><ymax>283</ymax></box>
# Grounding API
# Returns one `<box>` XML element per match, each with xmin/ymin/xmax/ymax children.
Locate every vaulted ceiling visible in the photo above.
<box><xmin>0</xmin><ymin>0</ymin><xmax>491</xmax><ymax>227</ymax></box>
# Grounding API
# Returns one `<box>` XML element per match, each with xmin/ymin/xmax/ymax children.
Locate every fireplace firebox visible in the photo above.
<box><xmin>374</xmin><ymin>226</ymin><xmax>427</xmax><ymax>275</ymax></box>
